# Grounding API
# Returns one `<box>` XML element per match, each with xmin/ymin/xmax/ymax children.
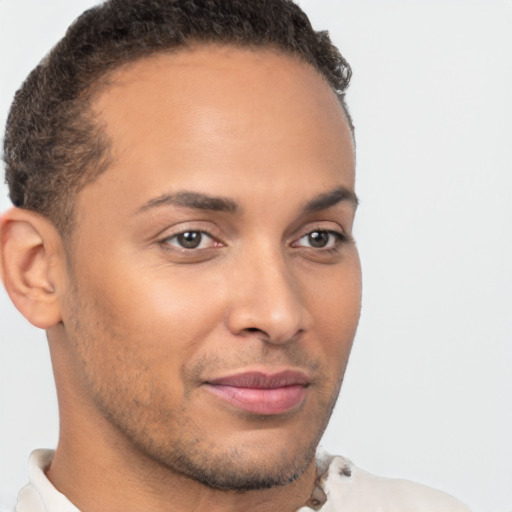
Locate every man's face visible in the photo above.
<box><xmin>59</xmin><ymin>46</ymin><xmax>361</xmax><ymax>490</ymax></box>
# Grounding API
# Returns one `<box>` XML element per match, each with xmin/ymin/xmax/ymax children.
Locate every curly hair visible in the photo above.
<box><xmin>3</xmin><ymin>0</ymin><xmax>353</xmax><ymax>235</ymax></box>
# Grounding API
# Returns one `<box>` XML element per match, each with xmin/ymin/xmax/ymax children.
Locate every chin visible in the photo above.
<box><xmin>134</xmin><ymin>419</ymin><xmax>320</xmax><ymax>492</ymax></box>
<box><xmin>168</xmin><ymin>441</ymin><xmax>318</xmax><ymax>491</ymax></box>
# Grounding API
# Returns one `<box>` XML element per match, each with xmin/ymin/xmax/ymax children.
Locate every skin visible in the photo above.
<box><xmin>1</xmin><ymin>46</ymin><xmax>361</xmax><ymax>512</ymax></box>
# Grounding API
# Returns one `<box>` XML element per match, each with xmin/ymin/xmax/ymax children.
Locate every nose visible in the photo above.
<box><xmin>225</xmin><ymin>246</ymin><xmax>311</xmax><ymax>344</ymax></box>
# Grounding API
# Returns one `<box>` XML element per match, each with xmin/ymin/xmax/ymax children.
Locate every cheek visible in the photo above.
<box><xmin>63</xmin><ymin>264</ymin><xmax>230</xmax><ymax>412</ymax></box>
<box><xmin>310</xmin><ymin>253</ymin><xmax>362</xmax><ymax>328</ymax></box>
<box><xmin>305</xmin><ymin>254</ymin><xmax>362</xmax><ymax>366</ymax></box>
<box><xmin>74</xmin><ymin>259</ymin><xmax>230</xmax><ymax>366</ymax></box>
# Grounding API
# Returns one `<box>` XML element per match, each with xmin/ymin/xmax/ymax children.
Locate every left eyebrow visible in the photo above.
<box><xmin>303</xmin><ymin>186</ymin><xmax>359</xmax><ymax>213</ymax></box>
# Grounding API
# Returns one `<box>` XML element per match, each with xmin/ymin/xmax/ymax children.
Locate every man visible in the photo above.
<box><xmin>0</xmin><ymin>1</ymin><xmax>472</xmax><ymax>511</ymax></box>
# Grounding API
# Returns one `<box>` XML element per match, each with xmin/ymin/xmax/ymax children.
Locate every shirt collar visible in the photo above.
<box><xmin>16</xmin><ymin>450</ymin><xmax>79</xmax><ymax>512</ymax></box>
<box><xmin>17</xmin><ymin>449</ymin><xmax>352</xmax><ymax>512</ymax></box>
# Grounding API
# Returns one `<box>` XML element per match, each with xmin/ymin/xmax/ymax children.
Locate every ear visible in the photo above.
<box><xmin>1</xmin><ymin>207</ymin><xmax>66</xmax><ymax>329</ymax></box>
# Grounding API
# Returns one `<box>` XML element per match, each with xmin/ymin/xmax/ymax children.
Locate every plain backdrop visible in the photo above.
<box><xmin>1</xmin><ymin>1</ymin><xmax>511</xmax><ymax>511</ymax></box>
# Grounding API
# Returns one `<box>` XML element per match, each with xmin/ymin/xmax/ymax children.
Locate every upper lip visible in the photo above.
<box><xmin>206</xmin><ymin>370</ymin><xmax>310</xmax><ymax>389</ymax></box>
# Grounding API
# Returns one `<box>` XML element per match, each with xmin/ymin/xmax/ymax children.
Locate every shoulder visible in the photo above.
<box><xmin>317</xmin><ymin>454</ymin><xmax>472</xmax><ymax>512</ymax></box>
<box><xmin>12</xmin><ymin>449</ymin><xmax>79</xmax><ymax>512</ymax></box>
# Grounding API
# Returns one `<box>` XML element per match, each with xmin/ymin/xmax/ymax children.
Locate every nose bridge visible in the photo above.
<box><xmin>226</xmin><ymin>238</ymin><xmax>307</xmax><ymax>343</ymax></box>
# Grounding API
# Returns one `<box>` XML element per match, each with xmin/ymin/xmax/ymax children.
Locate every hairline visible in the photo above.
<box><xmin>60</xmin><ymin>41</ymin><xmax>354</xmax><ymax>241</ymax></box>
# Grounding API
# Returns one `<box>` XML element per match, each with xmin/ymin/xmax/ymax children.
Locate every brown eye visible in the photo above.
<box><xmin>176</xmin><ymin>231</ymin><xmax>203</xmax><ymax>249</ymax></box>
<box><xmin>308</xmin><ymin>231</ymin><xmax>330</xmax><ymax>248</ymax></box>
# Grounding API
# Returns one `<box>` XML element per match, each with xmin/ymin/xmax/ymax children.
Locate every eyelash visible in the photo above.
<box><xmin>160</xmin><ymin>227</ymin><xmax>349</xmax><ymax>254</ymax></box>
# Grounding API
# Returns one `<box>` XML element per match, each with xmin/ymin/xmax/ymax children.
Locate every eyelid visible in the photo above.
<box><xmin>291</xmin><ymin>221</ymin><xmax>347</xmax><ymax>242</ymax></box>
<box><xmin>155</xmin><ymin>220</ymin><xmax>223</xmax><ymax>240</ymax></box>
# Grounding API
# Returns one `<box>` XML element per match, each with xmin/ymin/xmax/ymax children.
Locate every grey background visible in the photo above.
<box><xmin>1</xmin><ymin>1</ymin><xmax>511</xmax><ymax>511</ymax></box>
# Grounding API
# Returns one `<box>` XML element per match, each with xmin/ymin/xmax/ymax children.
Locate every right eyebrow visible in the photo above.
<box><xmin>136</xmin><ymin>191</ymin><xmax>240</xmax><ymax>214</ymax></box>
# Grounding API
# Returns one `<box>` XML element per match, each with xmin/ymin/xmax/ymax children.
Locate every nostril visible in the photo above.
<box><xmin>242</xmin><ymin>327</ymin><xmax>273</xmax><ymax>340</ymax></box>
<box><xmin>245</xmin><ymin>327</ymin><xmax>265</xmax><ymax>335</ymax></box>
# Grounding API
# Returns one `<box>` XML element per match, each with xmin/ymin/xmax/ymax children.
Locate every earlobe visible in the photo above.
<box><xmin>0</xmin><ymin>208</ymin><xmax>65</xmax><ymax>329</ymax></box>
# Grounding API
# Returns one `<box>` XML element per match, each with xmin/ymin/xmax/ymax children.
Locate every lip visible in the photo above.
<box><xmin>203</xmin><ymin>370</ymin><xmax>309</xmax><ymax>415</ymax></box>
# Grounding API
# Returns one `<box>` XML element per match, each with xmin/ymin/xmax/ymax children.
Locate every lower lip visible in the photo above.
<box><xmin>204</xmin><ymin>384</ymin><xmax>308</xmax><ymax>415</ymax></box>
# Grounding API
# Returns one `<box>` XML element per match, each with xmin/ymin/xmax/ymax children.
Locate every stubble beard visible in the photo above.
<box><xmin>88</xmin><ymin>365</ymin><xmax>344</xmax><ymax>493</ymax></box>
<box><xmin>65</xmin><ymin>286</ymin><xmax>346</xmax><ymax>493</ymax></box>
<box><xmin>114</xmin><ymin>378</ymin><xmax>343</xmax><ymax>492</ymax></box>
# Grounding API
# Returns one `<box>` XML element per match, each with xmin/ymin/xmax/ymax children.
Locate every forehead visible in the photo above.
<box><xmin>81</xmin><ymin>46</ymin><xmax>354</xmax><ymax>213</ymax></box>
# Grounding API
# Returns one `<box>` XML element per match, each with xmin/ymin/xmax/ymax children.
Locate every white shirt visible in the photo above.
<box><xmin>12</xmin><ymin>449</ymin><xmax>471</xmax><ymax>511</ymax></box>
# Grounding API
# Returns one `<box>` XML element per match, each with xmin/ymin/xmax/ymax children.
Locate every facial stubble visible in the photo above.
<box><xmin>63</xmin><ymin>280</ymin><xmax>348</xmax><ymax>493</ymax></box>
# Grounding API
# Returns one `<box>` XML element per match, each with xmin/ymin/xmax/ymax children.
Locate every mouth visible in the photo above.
<box><xmin>203</xmin><ymin>370</ymin><xmax>310</xmax><ymax>415</ymax></box>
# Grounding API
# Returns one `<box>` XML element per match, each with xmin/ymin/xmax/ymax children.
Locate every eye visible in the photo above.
<box><xmin>164</xmin><ymin>230</ymin><xmax>218</xmax><ymax>250</ymax></box>
<box><xmin>294</xmin><ymin>230</ymin><xmax>344</xmax><ymax>249</ymax></box>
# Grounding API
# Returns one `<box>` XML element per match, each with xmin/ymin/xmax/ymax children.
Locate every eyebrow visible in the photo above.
<box><xmin>137</xmin><ymin>191</ymin><xmax>239</xmax><ymax>214</ymax></box>
<box><xmin>137</xmin><ymin>185</ymin><xmax>358</xmax><ymax>216</ymax></box>
<box><xmin>304</xmin><ymin>186</ymin><xmax>359</xmax><ymax>212</ymax></box>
